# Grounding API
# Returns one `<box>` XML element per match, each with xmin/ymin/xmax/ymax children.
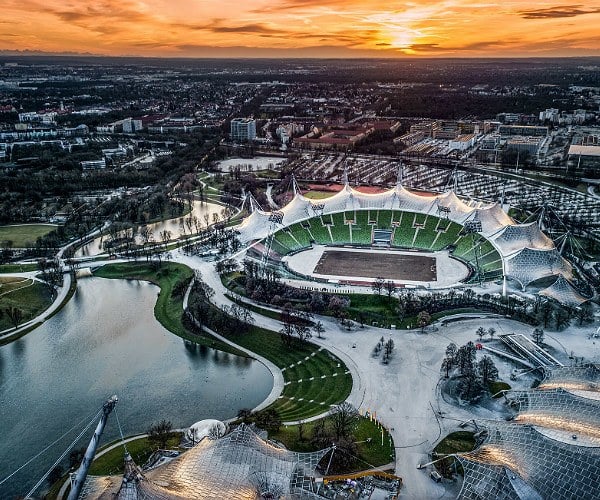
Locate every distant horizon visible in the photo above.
<box><xmin>1</xmin><ymin>49</ymin><xmax>600</xmax><ymax>62</ymax></box>
<box><xmin>2</xmin><ymin>1</ymin><xmax>600</xmax><ymax>59</ymax></box>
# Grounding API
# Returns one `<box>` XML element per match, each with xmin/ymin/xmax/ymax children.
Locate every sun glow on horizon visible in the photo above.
<box><xmin>1</xmin><ymin>0</ymin><xmax>599</xmax><ymax>57</ymax></box>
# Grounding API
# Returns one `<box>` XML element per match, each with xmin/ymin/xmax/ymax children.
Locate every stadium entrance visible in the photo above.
<box><xmin>373</xmin><ymin>229</ymin><xmax>392</xmax><ymax>246</ymax></box>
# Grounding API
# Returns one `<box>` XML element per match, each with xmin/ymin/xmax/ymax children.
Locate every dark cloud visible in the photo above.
<box><xmin>404</xmin><ymin>43</ymin><xmax>440</xmax><ymax>52</ymax></box>
<box><xmin>251</xmin><ymin>0</ymin><xmax>345</xmax><ymax>14</ymax></box>
<box><xmin>210</xmin><ymin>23</ymin><xmax>286</xmax><ymax>34</ymax></box>
<box><xmin>519</xmin><ymin>5</ymin><xmax>600</xmax><ymax>19</ymax></box>
<box><xmin>30</xmin><ymin>1</ymin><xmax>154</xmax><ymax>34</ymax></box>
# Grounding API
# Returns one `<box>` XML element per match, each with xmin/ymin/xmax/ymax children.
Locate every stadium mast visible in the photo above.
<box><xmin>67</xmin><ymin>396</ymin><xmax>118</xmax><ymax>500</ymax></box>
<box><xmin>396</xmin><ymin>161</ymin><xmax>404</xmax><ymax>186</ymax></box>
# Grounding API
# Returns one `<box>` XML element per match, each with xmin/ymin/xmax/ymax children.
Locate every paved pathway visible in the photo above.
<box><xmin>171</xmin><ymin>249</ymin><xmax>600</xmax><ymax>498</ymax></box>
<box><xmin>31</xmin><ymin>246</ymin><xmax>599</xmax><ymax>498</ymax></box>
<box><xmin>0</xmin><ymin>272</ymin><xmax>72</xmax><ymax>340</ymax></box>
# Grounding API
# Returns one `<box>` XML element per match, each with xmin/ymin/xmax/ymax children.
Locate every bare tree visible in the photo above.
<box><xmin>441</xmin><ymin>357</ymin><xmax>452</xmax><ymax>378</ymax></box>
<box><xmin>478</xmin><ymin>355</ymin><xmax>499</xmax><ymax>386</ymax></box>
<box><xmin>330</xmin><ymin>402</ymin><xmax>358</xmax><ymax>441</ymax></box>
<box><xmin>313</xmin><ymin>321</ymin><xmax>325</xmax><ymax>339</ymax></box>
<box><xmin>5</xmin><ymin>306</ymin><xmax>24</xmax><ymax>330</ymax></box>
<box><xmin>207</xmin><ymin>423</ymin><xmax>224</xmax><ymax>440</ymax></box>
<box><xmin>147</xmin><ymin>420</ymin><xmax>173</xmax><ymax>449</ymax></box>
<box><xmin>372</xmin><ymin>277</ymin><xmax>385</xmax><ymax>296</ymax></box>
<box><xmin>385</xmin><ymin>280</ymin><xmax>397</xmax><ymax>302</ymax></box>
<box><xmin>532</xmin><ymin>327</ymin><xmax>544</xmax><ymax>346</ymax></box>
<box><xmin>160</xmin><ymin>229</ymin><xmax>172</xmax><ymax>250</ymax></box>
<box><xmin>476</xmin><ymin>326</ymin><xmax>486</xmax><ymax>341</ymax></box>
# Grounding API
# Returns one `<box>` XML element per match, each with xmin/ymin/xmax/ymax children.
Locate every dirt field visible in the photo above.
<box><xmin>313</xmin><ymin>250</ymin><xmax>437</xmax><ymax>281</ymax></box>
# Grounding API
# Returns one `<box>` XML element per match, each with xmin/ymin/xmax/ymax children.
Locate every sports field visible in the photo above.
<box><xmin>314</xmin><ymin>249</ymin><xmax>436</xmax><ymax>281</ymax></box>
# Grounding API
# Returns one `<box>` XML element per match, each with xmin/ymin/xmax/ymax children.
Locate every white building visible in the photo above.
<box><xmin>449</xmin><ymin>134</ymin><xmax>476</xmax><ymax>151</ymax></box>
<box><xmin>230</xmin><ymin>118</ymin><xmax>256</xmax><ymax>142</ymax></box>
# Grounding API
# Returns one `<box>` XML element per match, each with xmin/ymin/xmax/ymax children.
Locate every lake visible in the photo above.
<box><xmin>0</xmin><ymin>277</ymin><xmax>272</xmax><ymax>497</ymax></box>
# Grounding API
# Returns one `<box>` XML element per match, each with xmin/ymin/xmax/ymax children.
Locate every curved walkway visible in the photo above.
<box><xmin>172</xmin><ymin>250</ymin><xmax>542</xmax><ymax>498</ymax></box>
<box><xmin>178</xmin><ymin>252</ymin><xmax>364</xmax><ymax>424</ymax></box>
<box><xmin>0</xmin><ymin>272</ymin><xmax>72</xmax><ymax>341</ymax></box>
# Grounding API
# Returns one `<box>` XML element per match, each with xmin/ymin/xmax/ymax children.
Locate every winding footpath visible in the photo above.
<box><xmin>0</xmin><ymin>272</ymin><xmax>72</xmax><ymax>341</ymax></box>
<box><xmin>8</xmin><ymin>240</ymin><xmax>596</xmax><ymax>498</ymax></box>
<box><xmin>170</xmin><ymin>248</ymin><xmax>600</xmax><ymax>498</ymax></box>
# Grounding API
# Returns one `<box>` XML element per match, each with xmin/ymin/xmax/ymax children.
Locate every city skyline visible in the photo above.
<box><xmin>2</xmin><ymin>0</ymin><xmax>600</xmax><ymax>58</ymax></box>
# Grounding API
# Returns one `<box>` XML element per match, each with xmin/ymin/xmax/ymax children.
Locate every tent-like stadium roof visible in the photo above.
<box><xmin>504</xmin><ymin>248</ymin><xmax>572</xmax><ymax>289</ymax></box>
<box><xmin>457</xmin><ymin>420</ymin><xmax>600</xmax><ymax>500</ymax></box>
<box><xmin>538</xmin><ymin>364</ymin><xmax>600</xmax><ymax>396</ymax></box>
<box><xmin>538</xmin><ymin>275</ymin><xmax>589</xmax><ymax>307</ymax></box>
<box><xmin>457</xmin><ymin>367</ymin><xmax>600</xmax><ymax>500</ymax></box>
<box><xmin>235</xmin><ymin>180</ymin><xmax>574</xmax><ymax>295</ymax></box>
<box><xmin>470</xmin><ymin>204</ymin><xmax>515</xmax><ymax>237</ymax></box>
<box><xmin>491</xmin><ymin>222</ymin><xmax>555</xmax><ymax>257</ymax></box>
<box><xmin>116</xmin><ymin>424</ymin><xmax>330</xmax><ymax>500</ymax></box>
<box><xmin>508</xmin><ymin>389</ymin><xmax>600</xmax><ymax>447</ymax></box>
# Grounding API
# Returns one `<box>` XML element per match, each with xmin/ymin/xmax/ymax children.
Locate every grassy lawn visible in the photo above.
<box><xmin>93</xmin><ymin>262</ymin><xmax>244</xmax><ymax>356</ymax></box>
<box><xmin>223</xmin><ymin>272</ymin><xmax>486</xmax><ymax>331</ymax></box>
<box><xmin>0</xmin><ymin>263</ymin><xmax>39</xmax><ymax>273</ymax></box>
<box><xmin>432</xmin><ymin>431</ymin><xmax>476</xmax><ymax>477</ymax></box>
<box><xmin>0</xmin><ymin>277</ymin><xmax>53</xmax><ymax>331</ymax></box>
<box><xmin>270</xmin><ymin>416</ymin><xmax>394</xmax><ymax>470</ymax></box>
<box><xmin>226</xmin><ymin>293</ymin><xmax>283</xmax><ymax>321</ymax></box>
<box><xmin>489</xmin><ymin>380</ymin><xmax>511</xmax><ymax>397</ymax></box>
<box><xmin>346</xmin><ymin>294</ymin><xmax>484</xmax><ymax>329</ymax></box>
<box><xmin>0</xmin><ymin>224</ymin><xmax>58</xmax><ymax>247</ymax></box>
<box><xmin>88</xmin><ymin>434</ymin><xmax>183</xmax><ymax>476</ymax></box>
<box><xmin>216</xmin><ymin>321</ymin><xmax>352</xmax><ymax>421</ymax></box>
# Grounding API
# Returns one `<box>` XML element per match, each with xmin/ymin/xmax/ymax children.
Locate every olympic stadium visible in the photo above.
<box><xmin>235</xmin><ymin>175</ymin><xmax>583</xmax><ymax>305</ymax></box>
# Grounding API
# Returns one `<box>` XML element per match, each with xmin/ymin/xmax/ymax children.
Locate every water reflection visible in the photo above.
<box><xmin>0</xmin><ymin>278</ymin><xmax>272</xmax><ymax>497</ymax></box>
<box><xmin>76</xmin><ymin>201</ymin><xmax>222</xmax><ymax>257</ymax></box>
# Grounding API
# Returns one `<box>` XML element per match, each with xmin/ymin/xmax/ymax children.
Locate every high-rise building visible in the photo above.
<box><xmin>230</xmin><ymin>118</ymin><xmax>256</xmax><ymax>142</ymax></box>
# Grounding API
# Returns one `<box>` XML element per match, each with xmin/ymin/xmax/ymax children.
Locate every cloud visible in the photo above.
<box><xmin>519</xmin><ymin>5</ymin><xmax>600</xmax><ymax>19</ymax></box>
<box><xmin>210</xmin><ymin>24</ymin><xmax>286</xmax><ymax>34</ymax></box>
<box><xmin>251</xmin><ymin>0</ymin><xmax>350</xmax><ymax>13</ymax></box>
<box><xmin>403</xmin><ymin>43</ymin><xmax>441</xmax><ymax>52</ymax></box>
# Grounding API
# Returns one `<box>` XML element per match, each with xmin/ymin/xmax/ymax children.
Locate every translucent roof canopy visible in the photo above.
<box><xmin>504</xmin><ymin>248</ymin><xmax>572</xmax><ymax>289</ymax></box>
<box><xmin>491</xmin><ymin>222</ymin><xmax>555</xmax><ymax>256</ymax></box>
<box><xmin>509</xmin><ymin>389</ymin><xmax>600</xmax><ymax>447</ymax></box>
<box><xmin>117</xmin><ymin>424</ymin><xmax>330</xmax><ymax>500</ymax></box>
<box><xmin>458</xmin><ymin>367</ymin><xmax>600</xmax><ymax>500</ymax></box>
<box><xmin>538</xmin><ymin>275</ymin><xmax>589</xmax><ymax>307</ymax></box>
<box><xmin>538</xmin><ymin>364</ymin><xmax>600</xmax><ymax>395</ymax></box>
<box><xmin>457</xmin><ymin>420</ymin><xmax>600</xmax><ymax>500</ymax></box>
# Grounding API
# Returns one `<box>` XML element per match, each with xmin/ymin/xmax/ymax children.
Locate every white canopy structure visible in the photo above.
<box><xmin>235</xmin><ymin>179</ymin><xmax>576</xmax><ymax>295</ymax></box>
<box><xmin>538</xmin><ymin>275</ymin><xmax>589</xmax><ymax>307</ymax></box>
<box><xmin>116</xmin><ymin>424</ymin><xmax>329</xmax><ymax>499</ymax></box>
<box><xmin>504</xmin><ymin>248</ymin><xmax>572</xmax><ymax>289</ymax></box>
<box><xmin>470</xmin><ymin>204</ymin><xmax>515</xmax><ymax>237</ymax></box>
<box><xmin>238</xmin><ymin>185</ymin><xmax>493</xmax><ymax>244</ymax></box>
<box><xmin>457</xmin><ymin>373</ymin><xmax>600</xmax><ymax>500</ymax></box>
<box><xmin>491</xmin><ymin>222</ymin><xmax>555</xmax><ymax>256</ymax></box>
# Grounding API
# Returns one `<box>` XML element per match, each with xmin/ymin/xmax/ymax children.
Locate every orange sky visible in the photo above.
<box><xmin>2</xmin><ymin>1</ymin><xmax>600</xmax><ymax>57</ymax></box>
